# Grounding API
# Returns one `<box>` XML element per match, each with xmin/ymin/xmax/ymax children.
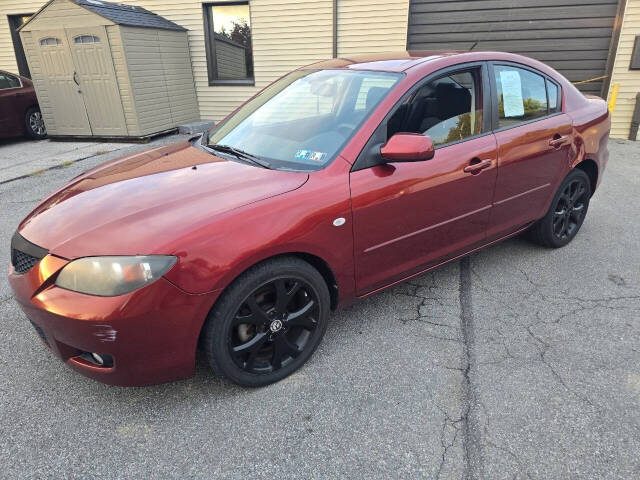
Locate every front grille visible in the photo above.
<box><xmin>29</xmin><ymin>320</ymin><xmax>50</xmax><ymax>348</ymax></box>
<box><xmin>12</xmin><ymin>249</ymin><xmax>40</xmax><ymax>274</ymax></box>
<box><xmin>10</xmin><ymin>232</ymin><xmax>48</xmax><ymax>275</ymax></box>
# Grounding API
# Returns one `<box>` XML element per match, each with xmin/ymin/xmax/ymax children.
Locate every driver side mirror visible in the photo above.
<box><xmin>380</xmin><ymin>133</ymin><xmax>434</xmax><ymax>163</ymax></box>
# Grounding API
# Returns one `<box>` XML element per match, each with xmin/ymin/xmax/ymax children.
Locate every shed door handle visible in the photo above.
<box><xmin>73</xmin><ymin>71</ymin><xmax>80</xmax><ymax>86</ymax></box>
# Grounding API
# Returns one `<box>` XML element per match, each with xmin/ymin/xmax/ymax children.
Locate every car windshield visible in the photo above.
<box><xmin>207</xmin><ymin>69</ymin><xmax>403</xmax><ymax>170</ymax></box>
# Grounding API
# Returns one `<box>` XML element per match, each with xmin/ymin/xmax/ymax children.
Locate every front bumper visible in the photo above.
<box><xmin>8</xmin><ymin>253</ymin><xmax>218</xmax><ymax>386</ymax></box>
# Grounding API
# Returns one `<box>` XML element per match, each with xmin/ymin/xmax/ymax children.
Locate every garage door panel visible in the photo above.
<box><xmin>410</xmin><ymin>0</ymin><xmax>617</xmax><ymax>14</ymax></box>
<box><xmin>407</xmin><ymin>0</ymin><xmax>620</xmax><ymax>97</ymax></box>
<box><xmin>409</xmin><ymin>18</ymin><xmax>616</xmax><ymax>35</ymax></box>
<box><xmin>409</xmin><ymin>27</ymin><xmax>613</xmax><ymax>43</ymax></box>
<box><xmin>410</xmin><ymin>6</ymin><xmax>618</xmax><ymax>25</ymax></box>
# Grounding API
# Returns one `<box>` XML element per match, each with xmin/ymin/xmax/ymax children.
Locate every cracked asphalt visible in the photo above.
<box><xmin>1</xmin><ymin>138</ymin><xmax>639</xmax><ymax>479</ymax></box>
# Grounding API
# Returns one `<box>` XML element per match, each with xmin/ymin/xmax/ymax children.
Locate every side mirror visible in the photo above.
<box><xmin>380</xmin><ymin>133</ymin><xmax>434</xmax><ymax>162</ymax></box>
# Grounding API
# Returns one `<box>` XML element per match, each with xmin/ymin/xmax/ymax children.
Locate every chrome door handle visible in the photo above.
<box><xmin>463</xmin><ymin>158</ymin><xmax>492</xmax><ymax>174</ymax></box>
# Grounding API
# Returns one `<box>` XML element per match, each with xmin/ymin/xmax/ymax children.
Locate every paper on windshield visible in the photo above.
<box><xmin>499</xmin><ymin>70</ymin><xmax>524</xmax><ymax>117</ymax></box>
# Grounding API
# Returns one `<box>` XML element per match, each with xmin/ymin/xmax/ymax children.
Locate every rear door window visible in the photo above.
<box><xmin>494</xmin><ymin>65</ymin><xmax>548</xmax><ymax>128</ymax></box>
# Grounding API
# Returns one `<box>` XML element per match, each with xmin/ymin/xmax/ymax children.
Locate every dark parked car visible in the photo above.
<box><xmin>0</xmin><ymin>70</ymin><xmax>46</xmax><ymax>140</ymax></box>
<box><xmin>9</xmin><ymin>51</ymin><xmax>609</xmax><ymax>387</ymax></box>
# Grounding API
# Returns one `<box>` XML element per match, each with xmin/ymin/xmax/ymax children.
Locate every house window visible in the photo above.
<box><xmin>203</xmin><ymin>2</ymin><xmax>254</xmax><ymax>85</ymax></box>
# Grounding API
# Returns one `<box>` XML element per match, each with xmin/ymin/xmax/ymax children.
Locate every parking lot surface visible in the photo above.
<box><xmin>0</xmin><ymin>139</ymin><xmax>638</xmax><ymax>479</ymax></box>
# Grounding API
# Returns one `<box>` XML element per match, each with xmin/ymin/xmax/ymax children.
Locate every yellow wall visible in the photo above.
<box><xmin>1</xmin><ymin>0</ymin><xmax>411</xmax><ymax>123</ymax></box>
<box><xmin>608</xmin><ymin>0</ymin><xmax>640</xmax><ymax>139</ymax></box>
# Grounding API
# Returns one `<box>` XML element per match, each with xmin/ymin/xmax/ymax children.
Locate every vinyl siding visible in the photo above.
<box><xmin>337</xmin><ymin>0</ymin><xmax>409</xmax><ymax>56</ymax></box>
<box><xmin>110</xmin><ymin>0</ymin><xmax>333</xmax><ymax>122</ymax></box>
<box><xmin>0</xmin><ymin>0</ymin><xmax>45</xmax><ymax>74</ymax></box>
<box><xmin>608</xmin><ymin>1</ymin><xmax>640</xmax><ymax>139</ymax></box>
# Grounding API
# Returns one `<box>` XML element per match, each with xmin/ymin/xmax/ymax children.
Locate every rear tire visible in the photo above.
<box><xmin>529</xmin><ymin>169</ymin><xmax>591</xmax><ymax>248</ymax></box>
<box><xmin>202</xmin><ymin>257</ymin><xmax>330</xmax><ymax>387</ymax></box>
<box><xmin>25</xmin><ymin>107</ymin><xmax>47</xmax><ymax>140</ymax></box>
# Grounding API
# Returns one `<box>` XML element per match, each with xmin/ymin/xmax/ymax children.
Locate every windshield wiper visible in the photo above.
<box><xmin>208</xmin><ymin>144</ymin><xmax>271</xmax><ymax>169</ymax></box>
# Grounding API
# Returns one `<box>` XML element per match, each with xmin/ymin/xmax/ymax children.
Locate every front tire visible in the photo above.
<box><xmin>529</xmin><ymin>169</ymin><xmax>591</xmax><ymax>248</ymax></box>
<box><xmin>25</xmin><ymin>107</ymin><xmax>47</xmax><ymax>140</ymax></box>
<box><xmin>202</xmin><ymin>257</ymin><xmax>330</xmax><ymax>387</ymax></box>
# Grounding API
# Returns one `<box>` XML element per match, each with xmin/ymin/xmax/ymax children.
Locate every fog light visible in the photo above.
<box><xmin>91</xmin><ymin>353</ymin><xmax>105</xmax><ymax>365</ymax></box>
<box><xmin>79</xmin><ymin>351</ymin><xmax>114</xmax><ymax>367</ymax></box>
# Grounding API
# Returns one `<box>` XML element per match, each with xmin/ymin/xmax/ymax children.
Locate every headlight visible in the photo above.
<box><xmin>55</xmin><ymin>256</ymin><xmax>177</xmax><ymax>296</ymax></box>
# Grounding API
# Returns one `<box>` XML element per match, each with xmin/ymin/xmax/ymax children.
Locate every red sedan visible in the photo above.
<box><xmin>0</xmin><ymin>70</ymin><xmax>46</xmax><ymax>140</ymax></box>
<box><xmin>8</xmin><ymin>51</ymin><xmax>609</xmax><ymax>387</ymax></box>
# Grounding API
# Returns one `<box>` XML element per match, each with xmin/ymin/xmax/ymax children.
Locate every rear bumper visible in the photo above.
<box><xmin>8</xmin><ymin>255</ymin><xmax>218</xmax><ymax>386</ymax></box>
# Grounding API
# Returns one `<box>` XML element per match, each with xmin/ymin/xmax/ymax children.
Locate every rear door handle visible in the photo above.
<box><xmin>463</xmin><ymin>158</ymin><xmax>492</xmax><ymax>174</ymax></box>
<box><xmin>549</xmin><ymin>135</ymin><xmax>568</xmax><ymax>148</ymax></box>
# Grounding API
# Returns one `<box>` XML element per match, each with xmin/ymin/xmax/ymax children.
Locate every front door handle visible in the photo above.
<box><xmin>549</xmin><ymin>134</ymin><xmax>568</xmax><ymax>148</ymax></box>
<box><xmin>463</xmin><ymin>158</ymin><xmax>492</xmax><ymax>175</ymax></box>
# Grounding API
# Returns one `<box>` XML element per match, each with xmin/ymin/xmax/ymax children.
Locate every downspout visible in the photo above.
<box><xmin>332</xmin><ymin>0</ymin><xmax>338</xmax><ymax>58</ymax></box>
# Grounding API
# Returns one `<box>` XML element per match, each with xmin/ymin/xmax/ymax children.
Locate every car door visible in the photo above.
<box><xmin>350</xmin><ymin>63</ymin><xmax>498</xmax><ymax>295</ymax></box>
<box><xmin>0</xmin><ymin>72</ymin><xmax>22</xmax><ymax>137</ymax></box>
<box><xmin>487</xmin><ymin>63</ymin><xmax>573</xmax><ymax>240</ymax></box>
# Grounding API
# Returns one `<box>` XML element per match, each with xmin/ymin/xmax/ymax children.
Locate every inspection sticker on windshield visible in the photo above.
<box><xmin>295</xmin><ymin>150</ymin><xmax>326</xmax><ymax>162</ymax></box>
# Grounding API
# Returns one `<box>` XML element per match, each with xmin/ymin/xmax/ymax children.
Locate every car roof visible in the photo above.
<box><xmin>303</xmin><ymin>50</ymin><xmax>542</xmax><ymax>73</ymax></box>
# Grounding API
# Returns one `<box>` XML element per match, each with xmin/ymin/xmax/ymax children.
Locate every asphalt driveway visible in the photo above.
<box><xmin>0</xmin><ymin>139</ymin><xmax>638</xmax><ymax>479</ymax></box>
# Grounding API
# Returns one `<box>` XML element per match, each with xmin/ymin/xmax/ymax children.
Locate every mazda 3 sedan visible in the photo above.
<box><xmin>9</xmin><ymin>51</ymin><xmax>609</xmax><ymax>387</ymax></box>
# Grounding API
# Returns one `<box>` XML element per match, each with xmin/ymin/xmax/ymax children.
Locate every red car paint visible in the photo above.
<box><xmin>0</xmin><ymin>71</ymin><xmax>40</xmax><ymax>139</ymax></box>
<box><xmin>8</xmin><ymin>51</ymin><xmax>609</xmax><ymax>386</ymax></box>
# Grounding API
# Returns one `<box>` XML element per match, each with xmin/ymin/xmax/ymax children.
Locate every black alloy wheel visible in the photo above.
<box><xmin>203</xmin><ymin>257</ymin><xmax>330</xmax><ymax>387</ymax></box>
<box><xmin>552</xmin><ymin>178</ymin><xmax>588</xmax><ymax>240</ymax></box>
<box><xmin>529</xmin><ymin>169</ymin><xmax>591</xmax><ymax>248</ymax></box>
<box><xmin>229</xmin><ymin>277</ymin><xmax>320</xmax><ymax>373</ymax></box>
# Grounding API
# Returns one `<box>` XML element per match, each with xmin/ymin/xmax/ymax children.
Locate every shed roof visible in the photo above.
<box><xmin>20</xmin><ymin>0</ymin><xmax>186</xmax><ymax>32</ymax></box>
<box><xmin>75</xmin><ymin>0</ymin><xmax>185</xmax><ymax>30</ymax></box>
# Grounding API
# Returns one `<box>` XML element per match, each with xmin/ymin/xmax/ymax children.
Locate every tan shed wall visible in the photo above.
<box><xmin>19</xmin><ymin>29</ymin><xmax>57</xmax><ymax>133</ymax></box>
<box><xmin>106</xmin><ymin>25</ymin><xmax>140</xmax><ymax>135</ymax></box>
<box><xmin>121</xmin><ymin>26</ymin><xmax>198</xmax><ymax>135</ymax></box>
<box><xmin>156</xmin><ymin>29</ymin><xmax>200</xmax><ymax>126</ymax></box>
<box><xmin>337</xmin><ymin>0</ymin><xmax>409</xmax><ymax>56</ymax></box>
<box><xmin>608</xmin><ymin>0</ymin><xmax>640</xmax><ymax>139</ymax></box>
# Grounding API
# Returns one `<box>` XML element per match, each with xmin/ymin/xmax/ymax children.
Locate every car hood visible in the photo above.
<box><xmin>18</xmin><ymin>141</ymin><xmax>308</xmax><ymax>258</ymax></box>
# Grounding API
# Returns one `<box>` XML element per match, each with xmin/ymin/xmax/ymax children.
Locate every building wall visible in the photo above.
<box><xmin>608</xmin><ymin>0</ymin><xmax>640</xmax><ymax>139</ymax></box>
<box><xmin>1</xmin><ymin>0</ymin><xmax>410</xmax><ymax>123</ymax></box>
<box><xmin>214</xmin><ymin>36</ymin><xmax>248</xmax><ymax>80</ymax></box>
<box><xmin>337</xmin><ymin>0</ymin><xmax>409</xmax><ymax>56</ymax></box>
<box><xmin>0</xmin><ymin>0</ymin><xmax>49</xmax><ymax>74</ymax></box>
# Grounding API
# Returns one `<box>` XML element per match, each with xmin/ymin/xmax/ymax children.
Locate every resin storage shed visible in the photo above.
<box><xmin>19</xmin><ymin>0</ymin><xmax>199</xmax><ymax>138</ymax></box>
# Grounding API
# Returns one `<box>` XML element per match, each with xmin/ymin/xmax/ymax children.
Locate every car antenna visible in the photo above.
<box><xmin>469</xmin><ymin>41</ymin><xmax>478</xmax><ymax>51</ymax></box>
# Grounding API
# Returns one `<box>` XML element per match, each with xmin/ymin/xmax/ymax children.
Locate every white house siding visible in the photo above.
<box><xmin>608</xmin><ymin>0</ymin><xmax>640</xmax><ymax>139</ymax></box>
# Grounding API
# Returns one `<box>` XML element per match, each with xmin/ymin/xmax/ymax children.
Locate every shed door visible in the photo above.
<box><xmin>35</xmin><ymin>30</ymin><xmax>91</xmax><ymax>135</ymax></box>
<box><xmin>65</xmin><ymin>26</ymin><xmax>127</xmax><ymax>136</ymax></box>
<box><xmin>406</xmin><ymin>0</ymin><xmax>620</xmax><ymax>97</ymax></box>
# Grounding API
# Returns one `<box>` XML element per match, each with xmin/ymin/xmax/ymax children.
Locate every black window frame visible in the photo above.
<box><xmin>8</xmin><ymin>14</ymin><xmax>34</xmax><ymax>79</ymax></box>
<box><xmin>203</xmin><ymin>1</ymin><xmax>255</xmax><ymax>86</ymax></box>
<box><xmin>352</xmin><ymin>61</ymin><xmax>492</xmax><ymax>172</ymax></box>
<box><xmin>488</xmin><ymin>61</ymin><xmax>563</xmax><ymax>133</ymax></box>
